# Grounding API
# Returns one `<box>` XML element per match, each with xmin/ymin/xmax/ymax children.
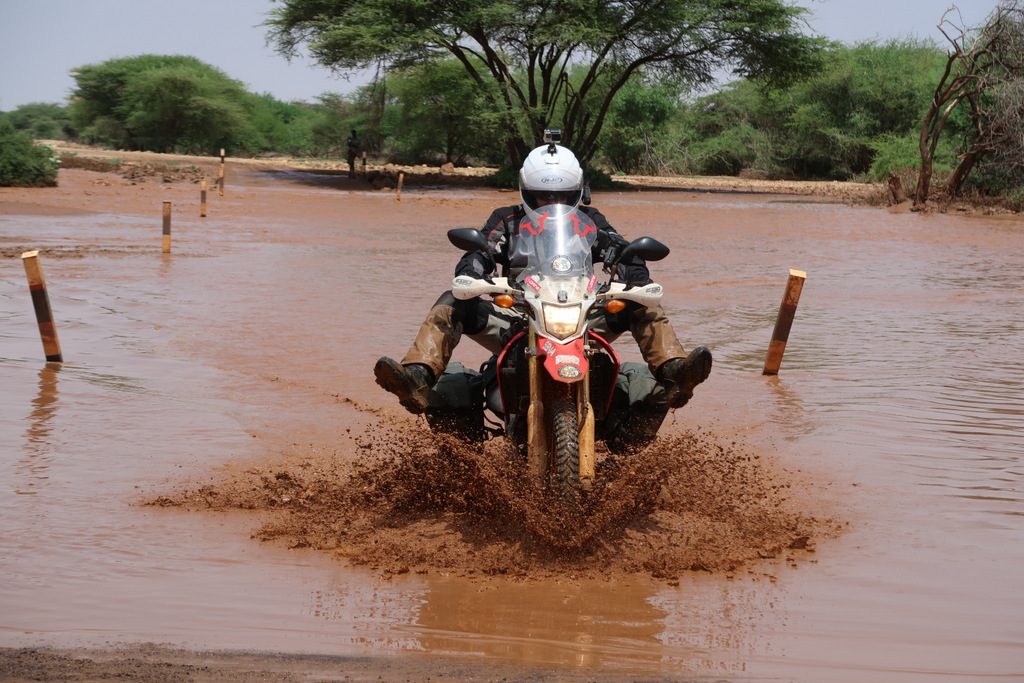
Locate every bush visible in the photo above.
<box><xmin>1005</xmin><ymin>187</ymin><xmax>1024</xmax><ymax>212</ymax></box>
<box><xmin>5</xmin><ymin>102</ymin><xmax>74</xmax><ymax>140</ymax></box>
<box><xmin>653</xmin><ymin>40</ymin><xmax>950</xmax><ymax>180</ymax></box>
<box><xmin>484</xmin><ymin>165</ymin><xmax>518</xmax><ymax>188</ymax></box>
<box><xmin>868</xmin><ymin>133</ymin><xmax>920</xmax><ymax>180</ymax></box>
<box><xmin>690</xmin><ymin>124</ymin><xmax>764</xmax><ymax>176</ymax></box>
<box><xmin>0</xmin><ymin>118</ymin><xmax>59</xmax><ymax>187</ymax></box>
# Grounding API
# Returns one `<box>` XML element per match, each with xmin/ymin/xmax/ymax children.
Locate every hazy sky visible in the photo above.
<box><xmin>0</xmin><ymin>0</ymin><xmax>1002</xmax><ymax>111</ymax></box>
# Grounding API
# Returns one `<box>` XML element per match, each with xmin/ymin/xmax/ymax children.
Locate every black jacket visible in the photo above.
<box><xmin>454</xmin><ymin>204</ymin><xmax>651</xmax><ymax>285</ymax></box>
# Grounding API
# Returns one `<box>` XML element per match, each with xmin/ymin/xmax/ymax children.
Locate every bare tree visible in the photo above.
<box><xmin>914</xmin><ymin>1</ymin><xmax>1024</xmax><ymax>208</ymax></box>
<box><xmin>985</xmin><ymin>77</ymin><xmax>1024</xmax><ymax>181</ymax></box>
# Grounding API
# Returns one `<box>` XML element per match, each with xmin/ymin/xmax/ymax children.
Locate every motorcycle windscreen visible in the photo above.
<box><xmin>511</xmin><ymin>205</ymin><xmax>598</xmax><ymax>282</ymax></box>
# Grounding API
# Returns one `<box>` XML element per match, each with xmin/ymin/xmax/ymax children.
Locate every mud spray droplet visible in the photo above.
<box><xmin>150</xmin><ymin>422</ymin><xmax>841</xmax><ymax>580</ymax></box>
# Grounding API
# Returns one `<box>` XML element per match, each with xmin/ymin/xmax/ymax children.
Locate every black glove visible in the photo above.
<box><xmin>454</xmin><ymin>250</ymin><xmax>495</xmax><ymax>280</ymax></box>
<box><xmin>598</xmin><ymin>230</ymin><xmax>629</xmax><ymax>273</ymax></box>
<box><xmin>618</xmin><ymin>262</ymin><xmax>652</xmax><ymax>290</ymax></box>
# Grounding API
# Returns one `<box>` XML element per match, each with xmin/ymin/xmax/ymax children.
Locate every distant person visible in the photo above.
<box><xmin>346</xmin><ymin>130</ymin><xmax>361</xmax><ymax>179</ymax></box>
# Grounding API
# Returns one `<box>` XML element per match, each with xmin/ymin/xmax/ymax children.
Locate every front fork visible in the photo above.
<box><xmin>526</xmin><ymin>326</ymin><xmax>547</xmax><ymax>480</ymax></box>
<box><xmin>526</xmin><ymin>327</ymin><xmax>596</xmax><ymax>488</ymax></box>
<box><xmin>579</xmin><ymin>365</ymin><xmax>595</xmax><ymax>490</ymax></box>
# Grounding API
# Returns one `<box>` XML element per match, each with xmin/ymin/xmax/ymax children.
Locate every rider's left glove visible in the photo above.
<box><xmin>619</xmin><ymin>263</ymin><xmax>652</xmax><ymax>290</ymax></box>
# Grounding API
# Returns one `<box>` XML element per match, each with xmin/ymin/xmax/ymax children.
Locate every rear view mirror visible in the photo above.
<box><xmin>619</xmin><ymin>236</ymin><xmax>670</xmax><ymax>263</ymax></box>
<box><xmin>447</xmin><ymin>227</ymin><xmax>489</xmax><ymax>253</ymax></box>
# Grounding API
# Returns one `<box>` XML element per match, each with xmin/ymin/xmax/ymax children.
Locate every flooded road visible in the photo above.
<box><xmin>1</xmin><ymin>168</ymin><xmax>1023</xmax><ymax>681</ymax></box>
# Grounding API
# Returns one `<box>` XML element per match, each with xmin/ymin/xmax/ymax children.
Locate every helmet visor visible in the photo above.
<box><xmin>522</xmin><ymin>188</ymin><xmax>582</xmax><ymax>211</ymax></box>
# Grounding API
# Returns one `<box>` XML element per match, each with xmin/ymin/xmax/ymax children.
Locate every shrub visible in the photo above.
<box><xmin>1005</xmin><ymin>187</ymin><xmax>1024</xmax><ymax>212</ymax></box>
<box><xmin>0</xmin><ymin>118</ymin><xmax>59</xmax><ymax>187</ymax></box>
<box><xmin>5</xmin><ymin>102</ymin><xmax>74</xmax><ymax>140</ymax></box>
<box><xmin>867</xmin><ymin>133</ymin><xmax>923</xmax><ymax>181</ymax></box>
<box><xmin>484</xmin><ymin>165</ymin><xmax>518</xmax><ymax>189</ymax></box>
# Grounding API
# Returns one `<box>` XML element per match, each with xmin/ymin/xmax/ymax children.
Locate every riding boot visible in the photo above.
<box><xmin>374</xmin><ymin>302</ymin><xmax>464</xmax><ymax>414</ymax></box>
<box><xmin>373</xmin><ymin>359</ymin><xmax>435</xmax><ymax>414</ymax></box>
<box><xmin>630</xmin><ymin>305</ymin><xmax>712</xmax><ymax>409</ymax></box>
<box><xmin>657</xmin><ymin>346</ymin><xmax>713</xmax><ymax>409</ymax></box>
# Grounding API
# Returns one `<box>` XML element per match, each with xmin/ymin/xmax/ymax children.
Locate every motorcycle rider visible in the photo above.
<box><xmin>374</xmin><ymin>139</ymin><xmax>712</xmax><ymax>418</ymax></box>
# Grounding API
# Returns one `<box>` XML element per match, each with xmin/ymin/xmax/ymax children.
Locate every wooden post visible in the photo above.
<box><xmin>763</xmin><ymin>269</ymin><xmax>806</xmax><ymax>375</ymax></box>
<box><xmin>200</xmin><ymin>179</ymin><xmax>207</xmax><ymax>217</ymax></box>
<box><xmin>21</xmin><ymin>251</ymin><xmax>63</xmax><ymax>362</ymax></box>
<box><xmin>162</xmin><ymin>201</ymin><xmax>172</xmax><ymax>253</ymax></box>
<box><xmin>396</xmin><ymin>172</ymin><xmax>405</xmax><ymax>201</ymax></box>
<box><xmin>218</xmin><ymin>148</ymin><xmax>225</xmax><ymax>196</ymax></box>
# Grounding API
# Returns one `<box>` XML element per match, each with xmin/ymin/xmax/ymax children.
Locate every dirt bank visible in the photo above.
<box><xmin>43</xmin><ymin>139</ymin><xmax>891</xmax><ymax>201</ymax></box>
<box><xmin>47</xmin><ymin>139</ymin><xmax>1021</xmax><ymax>214</ymax></box>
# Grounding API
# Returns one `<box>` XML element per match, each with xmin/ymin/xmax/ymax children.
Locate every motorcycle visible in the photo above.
<box><xmin>425</xmin><ymin>204</ymin><xmax>672</xmax><ymax>498</ymax></box>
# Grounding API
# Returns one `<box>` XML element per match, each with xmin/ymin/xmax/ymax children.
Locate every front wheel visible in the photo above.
<box><xmin>551</xmin><ymin>396</ymin><xmax>580</xmax><ymax>497</ymax></box>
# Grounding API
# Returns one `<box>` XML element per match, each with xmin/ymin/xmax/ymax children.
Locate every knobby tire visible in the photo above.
<box><xmin>552</xmin><ymin>397</ymin><xmax>580</xmax><ymax>498</ymax></box>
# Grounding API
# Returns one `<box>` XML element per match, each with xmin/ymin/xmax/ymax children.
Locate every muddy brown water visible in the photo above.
<box><xmin>1</xmin><ymin>169</ymin><xmax>1022</xmax><ymax>681</ymax></box>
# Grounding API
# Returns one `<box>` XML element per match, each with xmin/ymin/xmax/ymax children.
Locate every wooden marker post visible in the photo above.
<box><xmin>763</xmin><ymin>268</ymin><xmax>807</xmax><ymax>375</ymax></box>
<box><xmin>218</xmin><ymin>148</ymin><xmax>225</xmax><ymax>196</ymax></box>
<box><xmin>396</xmin><ymin>172</ymin><xmax>405</xmax><ymax>201</ymax></box>
<box><xmin>162</xmin><ymin>201</ymin><xmax>172</xmax><ymax>253</ymax></box>
<box><xmin>21</xmin><ymin>251</ymin><xmax>63</xmax><ymax>362</ymax></box>
<box><xmin>200</xmin><ymin>179</ymin><xmax>208</xmax><ymax>217</ymax></box>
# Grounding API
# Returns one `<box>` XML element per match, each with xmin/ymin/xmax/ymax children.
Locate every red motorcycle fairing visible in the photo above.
<box><xmin>538</xmin><ymin>336</ymin><xmax>589</xmax><ymax>384</ymax></box>
<box><xmin>494</xmin><ymin>330</ymin><xmax>622</xmax><ymax>421</ymax></box>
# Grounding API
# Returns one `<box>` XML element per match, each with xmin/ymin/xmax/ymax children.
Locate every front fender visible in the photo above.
<box><xmin>538</xmin><ymin>336</ymin><xmax>588</xmax><ymax>383</ymax></box>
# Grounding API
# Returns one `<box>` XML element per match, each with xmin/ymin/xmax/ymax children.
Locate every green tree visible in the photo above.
<box><xmin>120</xmin><ymin>65</ymin><xmax>253</xmax><ymax>152</ymax></box>
<box><xmin>658</xmin><ymin>80</ymin><xmax>774</xmax><ymax>176</ymax></box>
<box><xmin>384</xmin><ymin>59</ymin><xmax>503</xmax><ymax>164</ymax></box>
<box><xmin>70</xmin><ymin>55</ymin><xmax>258</xmax><ymax>153</ymax></box>
<box><xmin>660</xmin><ymin>40</ymin><xmax>948</xmax><ymax>180</ymax></box>
<box><xmin>246</xmin><ymin>94</ymin><xmax>319</xmax><ymax>156</ymax></box>
<box><xmin>267</xmin><ymin>0</ymin><xmax>823</xmax><ymax>167</ymax></box>
<box><xmin>596</xmin><ymin>78</ymin><xmax>677</xmax><ymax>173</ymax></box>
<box><xmin>769</xmin><ymin>40</ymin><xmax>946</xmax><ymax>179</ymax></box>
<box><xmin>5</xmin><ymin>103</ymin><xmax>74</xmax><ymax>140</ymax></box>
<box><xmin>308</xmin><ymin>92</ymin><xmax>360</xmax><ymax>157</ymax></box>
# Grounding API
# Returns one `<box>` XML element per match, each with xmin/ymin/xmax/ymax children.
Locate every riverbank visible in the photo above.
<box><xmin>42</xmin><ymin>139</ymin><xmax>893</xmax><ymax>202</ymax></box>
<box><xmin>45</xmin><ymin>139</ymin><xmax>1022</xmax><ymax>215</ymax></box>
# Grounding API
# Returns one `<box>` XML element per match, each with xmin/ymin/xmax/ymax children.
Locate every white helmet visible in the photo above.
<box><xmin>519</xmin><ymin>143</ymin><xmax>584</xmax><ymax>212</ymax></box>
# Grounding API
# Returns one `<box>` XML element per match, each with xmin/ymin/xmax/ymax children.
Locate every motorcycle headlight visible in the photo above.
<box><xmin>542</xmin><ymin>304</ymin><xmax>582</xmax><ymax>339</ymax></box>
